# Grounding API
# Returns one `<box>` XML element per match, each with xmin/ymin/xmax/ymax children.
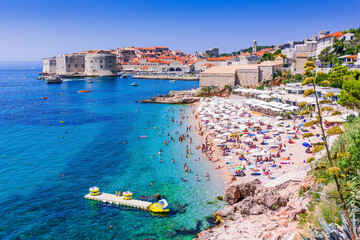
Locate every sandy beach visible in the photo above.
<box><xmin>192</xmin><ymin>96</ymin><xmax>323</xmax><ymax>187</ymax></box>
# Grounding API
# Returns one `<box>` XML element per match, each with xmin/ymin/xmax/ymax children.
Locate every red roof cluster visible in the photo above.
<box><xmin>318</xmin><ymin>31</ymin><xmax>344</xmax><ymax>40</ymax></box>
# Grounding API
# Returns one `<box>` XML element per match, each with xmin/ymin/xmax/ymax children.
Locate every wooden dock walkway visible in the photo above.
<box><xmin>84</xmin><ymin>192</ymin><xmax>152</xmax><ymax>210</ymax></box>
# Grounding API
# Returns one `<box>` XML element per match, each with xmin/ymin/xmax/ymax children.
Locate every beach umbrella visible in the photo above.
<box><xmin>243</xmin><ymin>137</ymin><xmax>253</xmax><ymax>142</ymax></box>
<box><xmin>249</xmin><ymin>148</ymin><xmax>258</xmax><ymax>153</ymax></box>
<box><xmin>261</xmin><ymin>129</ymin><xmax>269</xmax><ymax>133</ymax></box>
<box><xmin>233</xmin><ymin>167</ymin><xmax>243</xmax><ymax>171</ymax></box>
<box><xmin>302</xmin><ymin>142</ymin><xmax>310</xmax><ymax>147</ymax></box>
<box><xmin>214</xmin><ymin>125</ymin><xmax>223</xmax><ymax>130</ymax></box>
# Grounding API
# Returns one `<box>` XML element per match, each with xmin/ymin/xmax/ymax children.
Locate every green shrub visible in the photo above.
<box><xmin>321</xmin><ymin>106</ymin><xmax>334</xmax><ymax>112</ymax></box>
<box><xmin>306</xmin><ymin>157</ymin><xmax>315</xmax><ymax>163</ymax></box>
<box><xmin>303</xmin><ymin>120</ymin><xmax>319</xmax><ymax>127</ymax></box>
<box><xmin>303</xmin><ymin>133</ymin><xmax>314</xmax><ymax>138</ymax></box>
<box><xmin>327</xmin><ymin>127</ymin><xmax>343</xmax><ymax>136</ymax></box>
<box><xmin>320</xmin><ymin>99</ymin><xmax>332</xmax><ymax>104</ymax></box>
<box><xmin>300</xmin><ymin>110</ymin><xmax>310</xmax><ymax>116</ymax></box>
<box><xmin>314</xmin><ymin>145</ymin><xmax>325</xmax><ymax>153</ymax></box>
<box><xmin>331</xmin><ymin>111</ymin><xmax>342</xmax><ymax>115</ymax></box>
<box><xmin>298</xmin><ymin>101</ymin><xmax>307</xmax><ymax>108</ymax></box>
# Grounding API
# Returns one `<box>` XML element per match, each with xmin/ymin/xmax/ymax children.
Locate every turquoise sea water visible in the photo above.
<box><xmin>0</xmin><ymin>63</ymin><xmax>225</xmax><ymax>240</ymax></box>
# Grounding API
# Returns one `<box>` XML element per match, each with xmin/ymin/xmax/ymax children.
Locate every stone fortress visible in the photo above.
<box><xmin>43</xmin><ymin>47</ymin><xmax>198</xmax><ymax>76</ymax></box>
<box><xmin>43</xmin><ymin>50</ymin><xmax>117</xmax><ymax>76</ymax></box>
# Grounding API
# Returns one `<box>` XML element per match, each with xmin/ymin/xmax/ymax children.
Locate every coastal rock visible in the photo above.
<box><xmin>140</xmin><ymin>89</ymin><xmax>200</xmax><ymax>104</ymax></box>
<box><xmin>249</xmin><ymin>204</ymin><xmax>266</xmax><ymax>215</ymax></box>
<box><xmin>217</xmin><ymin>205</ymin><xmax>235</xmax><ymax>218</ymax></box>
<box><xmin>223</xmin><ymin>179</ymin><xmax>260</xmax><ymax>204</ymax></box>
<box><xmin>197</xmin><ymin>178</ymin><xmax>313</xmax><ymax>240</ymax></box>
<box><xmin>254</xmin><ymin>188</ymin><xmax>288</xmax><ymax>210</ymax></box>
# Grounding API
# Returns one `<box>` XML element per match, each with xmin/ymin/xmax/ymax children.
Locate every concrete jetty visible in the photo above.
<box><xmin>84</xmin><ymin>192</ymin><xmax>152</xmax><ymax>210</ymax></box>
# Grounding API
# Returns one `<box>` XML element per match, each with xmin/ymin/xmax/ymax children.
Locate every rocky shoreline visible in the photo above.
<box><xmin>132</xmin><ymin>75</ymin><xmax>199</xmax><ymax>81</ymax></box>
<box><xmin>196</xmin><ymin>176</ymin><xmax>312</xmax><ymax>240</ymax></box>
<box><xmin>141</xmin><ymin>89</ymin><xmax>201</xmax><ymax>104</ymax></box>
<box><xmin>140</xmin><ymin>86</ymin><xmax>232</xmax><ymax>104</ymax></box>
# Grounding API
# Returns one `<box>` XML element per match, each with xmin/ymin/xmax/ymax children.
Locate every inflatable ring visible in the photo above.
<box><xmin>90</xmin><ymin>191</ymin><xmax>100</xmax><ymax>196</ymax></box>
<box><xmin>122</xmin><ymin>191</ymin><xmax>133</xmax><ymax>197</ymax></box>
<box><xmin>89</xmin><ymin>187</ymin><xmax>99</xmax><ymax>193</ymax></box>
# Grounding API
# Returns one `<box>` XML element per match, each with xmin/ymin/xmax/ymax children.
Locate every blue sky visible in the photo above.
<box><xmin>0</xmin><ymin>0</ymin><xmax>359</xmax><ymax>61</ymax></box>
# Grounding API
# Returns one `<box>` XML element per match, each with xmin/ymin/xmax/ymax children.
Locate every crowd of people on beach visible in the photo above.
<box><xmin>196</xmin><ymin>97</ymin><xmax>324</xmax><ymax>184</ymax></box>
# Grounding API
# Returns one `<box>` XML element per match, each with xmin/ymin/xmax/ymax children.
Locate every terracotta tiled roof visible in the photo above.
<box><xmin>147</xmin><ymin>59</ymin><xmax>161</xmax><ymax>63</ymax></box>
<box><xmin>207</xmin><ymin>57</ymin><xmax>230</xmax><ymax>61</ymax></box>
<box><xmin>318</xmin><ymin>31</ymin><xmax>343</xmax><ymax>40</ymax></box>
<box><xmin>161</xmin><ymin>56</ymin><xmax>176</xmax><ymax>59</ymax></box>
<box><xmin>160</xmin><ymin>61</ymin><xmax>171</xmax><ymax>64</ymax></box>
<box><xmin>202</xmin><ymin>63</ymin><xmax>215</xmax><ymax>67</ymax></box>
<box><xmin>344</xmin><ymin>54</ymin><xmax>358</xmax><ymax>59</ymax></box>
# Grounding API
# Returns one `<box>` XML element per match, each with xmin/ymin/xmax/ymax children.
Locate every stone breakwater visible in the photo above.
<box><xmin>196</xmin><ymin>176</ymin><xmax>313</xmax><ymax>240</ymax></box>
<box><xmin>132</xmin><ymin>75</ymin><xmax>199</xmax><ymax>81</ymax></box>
<box><xmin>141</xmin><ymin>89</ymin><xmax>201</xmax><ymax>104</ymax></box>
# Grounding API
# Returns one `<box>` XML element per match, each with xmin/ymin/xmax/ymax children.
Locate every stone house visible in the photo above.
<box><xmin>199</xmin><ymin>61</ymin><xmax>282</xmax><ymax>87</ymax></box>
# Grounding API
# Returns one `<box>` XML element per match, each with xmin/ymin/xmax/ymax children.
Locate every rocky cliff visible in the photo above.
<box><xmin>197</xmin><ymin>177</ymin><xmax>313</xmax><ymax>240</ymax></box>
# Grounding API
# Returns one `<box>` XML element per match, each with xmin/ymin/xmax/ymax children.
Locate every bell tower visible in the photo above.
<box><xmin>253</xmin><ymin>39</ymin><xmax>257</xmax><ymax>53</ymax></box>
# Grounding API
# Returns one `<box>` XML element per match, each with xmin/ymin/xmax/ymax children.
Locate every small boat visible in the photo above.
<box><xmin>120</xmin><ymin>73</ymin><xmax>129</xmax><ymax>78</ymax></box>
<box><xmin>46</xmin><ymin>75</ymin><xmax>62</xmax><ymax>84</ymax></box>
<box><xmin>170</xmin><ymin>80</ymin><xmax>176</xmax><ymax>83</ymax></box>
<box><xmin>131</xmin><ymin>83</ymin><xmax>139</xmax><ymax>86</ymax></box>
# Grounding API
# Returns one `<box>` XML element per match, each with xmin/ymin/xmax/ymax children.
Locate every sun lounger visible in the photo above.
<box><xmin>251</xmin><ymin>172</ymin><xmax>262</xmax><ymax>176</ymax></box>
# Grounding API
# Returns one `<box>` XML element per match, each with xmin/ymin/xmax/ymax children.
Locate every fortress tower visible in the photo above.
<box><xmin>253</xmin><ymin>39</ymin><xmax>257</xmax><ymax>53</ymax></box>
